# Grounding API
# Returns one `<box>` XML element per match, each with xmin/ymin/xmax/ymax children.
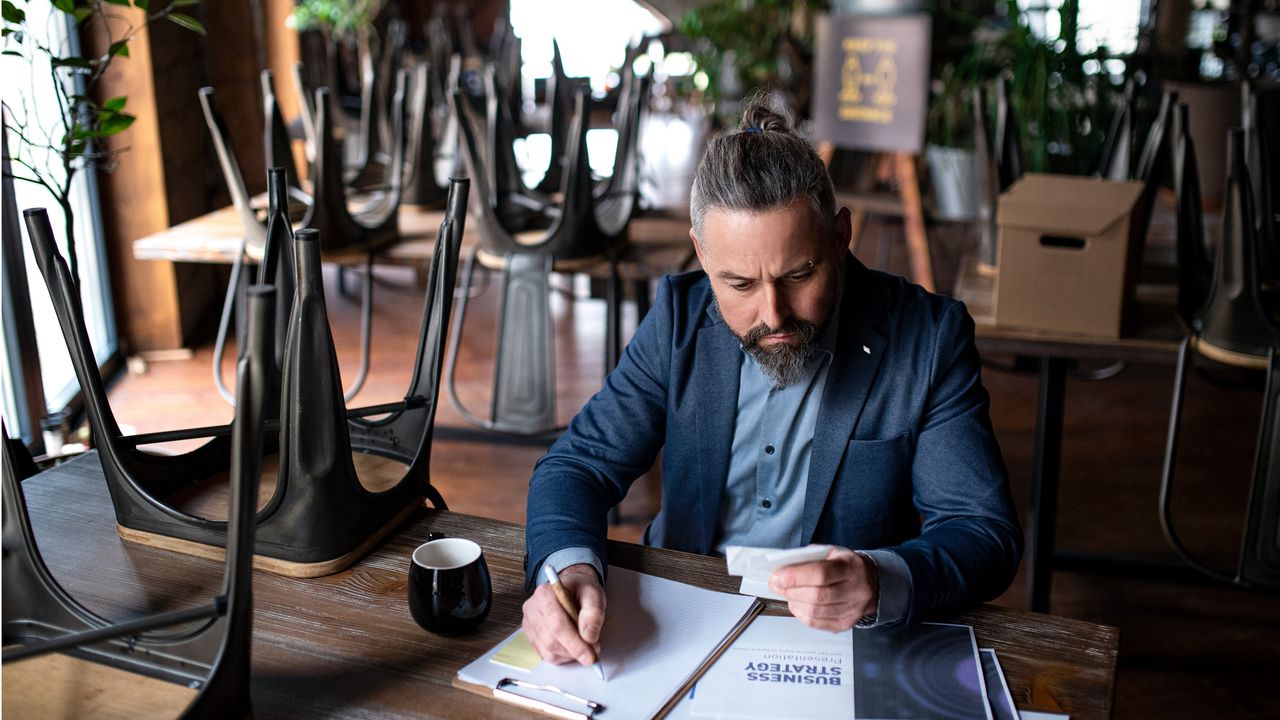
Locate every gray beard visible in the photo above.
<box><xmin>716</xmin><ymin>301</ymin><xmax>819</xmax><ymax>389</ymax></box>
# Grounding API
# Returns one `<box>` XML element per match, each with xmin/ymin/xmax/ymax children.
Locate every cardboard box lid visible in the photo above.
<box><xmin>997</xmin><ymin>173</ymin><xmax>1146</xmax><ymax>237</ymax></box>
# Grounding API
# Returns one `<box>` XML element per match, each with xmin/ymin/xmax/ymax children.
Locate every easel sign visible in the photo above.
<box><xmin>812</xmin><ymin>13</ymin><xmax>931</xmax><ymax>154</ymax></box>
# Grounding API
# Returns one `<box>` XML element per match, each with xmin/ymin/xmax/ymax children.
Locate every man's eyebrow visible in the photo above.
<box><xmin>716</xmin><ymin>259</ymin><xmax>819</xmax><ymax>283</ymax></box>
<box><xmin>781</xmin><ymin>259</ymin><xmax>819</xmax><ymax>276</ymax></box>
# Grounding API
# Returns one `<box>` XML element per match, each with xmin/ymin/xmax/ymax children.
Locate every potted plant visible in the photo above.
<box><xmin>924</xmin><ymin>0</ymin><xmax>1119</xmax><ymax>219</ymax></box>
<box><xmin>2</xmin><ymin>0</ymin><xmax>205</xmax><ymax>289</ymax></box>
<box><xmin>679</xmin><ymin>0</ymin><xmax>828</xmax><ymax>124</ymax></box>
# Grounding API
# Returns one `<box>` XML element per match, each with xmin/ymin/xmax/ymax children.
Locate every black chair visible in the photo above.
<box><xmin>1</xmin><ymin>284</ymin><xmax>270</xmax><ymax>718</ymax></box>
<box><xmin>301</xmin><ymin>78</ymin><xmax>405</xmax><ymax>252</ymax></box>
<box><xmin>972</xmin><ymin>85</ymin><xmax>1001</xmax><ymax>270</ymax></box>
<box><xmin>446</xmin><ymin>87</ymin><xmax>625</xmax><ymax>435</ymax></box>
<box><xmin>20</xmin><ymin>178</ymin><xmax>467</xmax><ymax>575</ymax></box>
<box><xmin>993</xmin><ymin>75</ymin><xmax>1023</xmax><ymax>192</ymax></box>
<box><xmin>1243</xmin><ymin>81</ymin><xmax>1280</xmax><ymax>285</ymax></box>
<box><xmin>534</xmin><ymin>39</ymin><xmax>576</xmax><ymax>196</ymax></box>
<box><xmin>1099</xmin><ymin>78</ymin><xmax>1136</xmax><ymax>181</ymax></box>
<box><xmin>403</xmin><ymin>61</ymin><xmax>452</xmax><ymax>209</ymax></box>
<box><xmin>261</xmin><ymin>69</ymin><xmax>308</xmax><ymax>203</ymax></box>
<box><xmin>1161</xmin><ymin>128</ymin><xmax>1280</xmax><ymax>590</ymax></box>
<box><xmin>348</xmin><ymin>19</ymin><xmax>408</xmax><ymax>191</ymax></box>
<box><xmin>1171</xmin><ymin>102</ymin><xmax>1213</xmax><ymax>329</ymax></box>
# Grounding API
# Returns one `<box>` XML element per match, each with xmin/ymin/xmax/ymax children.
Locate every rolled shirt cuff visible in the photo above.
<box><xmin>536</xmin><ymin>547</ymin><xmax>605</xmax><ymax>587</ymax></box>
<box><xmin>854</xmin><ymin>549</ymin><xmax>912</xmax><ymax>628</ymax></box>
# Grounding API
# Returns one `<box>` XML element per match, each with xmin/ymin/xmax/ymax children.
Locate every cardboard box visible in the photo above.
<box><xmin>994</xmin><ymin>173</ymin><xmax>1146</xmax><ymax>338</ymax></box>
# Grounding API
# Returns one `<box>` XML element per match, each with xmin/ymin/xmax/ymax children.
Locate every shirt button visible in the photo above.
<box><xmin>764</xmin><ymin>444</ymin><xmax>775</xmax><ymax>455</ymax></box>
<box><xmin>762</xmin><ymin>499</ymin><xmax>772</xmax><ymax>509</ymax></box>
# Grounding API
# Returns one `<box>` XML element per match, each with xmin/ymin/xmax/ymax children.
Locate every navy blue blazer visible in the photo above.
<box><xmin>525</xmin><ymin>255</ymin><xmax>1023</xmax><ymax>623</ymax></box>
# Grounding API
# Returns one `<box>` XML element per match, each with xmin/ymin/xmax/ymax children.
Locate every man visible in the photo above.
<box><xmin>521</xmin><ymin>98</ymin><xmax>1022</xmax><ymax>669</ymax></box>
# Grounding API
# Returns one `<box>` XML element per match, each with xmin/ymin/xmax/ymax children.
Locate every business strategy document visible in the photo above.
<box><xmin>688</xmin><ymin>615</ymin><xmax>853</xmax><ymax>720</ymax></box>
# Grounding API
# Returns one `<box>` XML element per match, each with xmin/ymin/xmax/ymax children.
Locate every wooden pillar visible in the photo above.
<box><xmin>87</xmin><ymin>6</ymin><xmax>245</xmax><ymax>354</ymax></box>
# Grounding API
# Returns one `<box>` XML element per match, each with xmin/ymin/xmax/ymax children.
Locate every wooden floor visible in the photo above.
<box><xmin>95</xmin><ymin>207</ymin><xmax>1279</xmax><ymax>719</ymax></box>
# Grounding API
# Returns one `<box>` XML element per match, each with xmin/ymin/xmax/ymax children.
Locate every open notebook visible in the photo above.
<box><xmin>454</xmin><ymin>566</ymin><xmax>762</xmax><ymax>720</ymax></box>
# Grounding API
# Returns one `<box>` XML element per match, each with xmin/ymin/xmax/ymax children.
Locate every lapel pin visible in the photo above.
<box><xmin>862</xmin><ymin>345</ymin><xmax>871</xmax><ymax>355</ymax></box>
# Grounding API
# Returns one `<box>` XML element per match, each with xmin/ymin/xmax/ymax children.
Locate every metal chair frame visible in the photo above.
<box><xmin>20</xmin><ymin>179</ymin><xmax>467</xmax><ymax>572</ymax></box>
<box><xmin>1</xmin><ymin>285</ymin><xmax>272</xmax><ymax>718</ymax></box>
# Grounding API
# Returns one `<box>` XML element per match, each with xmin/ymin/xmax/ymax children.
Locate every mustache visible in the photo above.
<box><xmin>741</xmin><ymin>319</ymin><xmax>817</xmax><ymax>348</ymax></box>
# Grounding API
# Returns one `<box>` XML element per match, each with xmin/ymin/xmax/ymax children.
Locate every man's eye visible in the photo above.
<box><xmin>787</xmin><ymin>272</ymin><xmax>813</xmax><ymax>283</ymax></box>
<box><xmin>729</xmin><ymin>281</ymin><xmax>753</xmax><ymax>292</ymax></box>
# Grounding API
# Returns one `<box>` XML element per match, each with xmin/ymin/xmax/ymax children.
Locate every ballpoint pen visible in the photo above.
<box><xmin>543</xmin><ymin>564</ymin><xmax>608</xmax><ymax>681</ymax></box>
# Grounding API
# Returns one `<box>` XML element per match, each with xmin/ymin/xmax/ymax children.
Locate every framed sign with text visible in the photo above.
<box><xmin>812</xmin><ymin>13</ymin><xmax>932</xmax><ymax>154</ymax></box>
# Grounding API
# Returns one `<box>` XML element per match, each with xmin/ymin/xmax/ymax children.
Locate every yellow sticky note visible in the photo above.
<box><xmin>491</xmin><ymin>631</ymin><xmax>542</xmax><ymax>672</ymax></box>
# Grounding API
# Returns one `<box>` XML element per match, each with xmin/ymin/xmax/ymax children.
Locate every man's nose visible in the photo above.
<box><xmin>759</xmin><ymin>283</ymin><xmax>791</xmax><ymax>331</ymax></box>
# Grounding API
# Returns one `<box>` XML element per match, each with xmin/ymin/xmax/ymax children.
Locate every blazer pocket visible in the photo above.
<box><xmin>834</xmin><ymin>433</ymin><xmax>913</xmax><ymax>526</ymax></box>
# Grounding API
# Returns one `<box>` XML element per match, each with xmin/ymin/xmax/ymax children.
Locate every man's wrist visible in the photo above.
<box><xmin>536</xmin><ymin>547</ymin><xmax>604</xmax><ymax>588</ymax></box>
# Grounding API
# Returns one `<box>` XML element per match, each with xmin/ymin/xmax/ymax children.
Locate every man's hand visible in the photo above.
<box><xmin>521</xmin><ymin>563</ymin><xmax>607</xmax><ymax>666</ymax></box>
<box><xmin>768</xmin><ymin>547</ymin><xmax>879</xmax><ymax>631</ymax></box>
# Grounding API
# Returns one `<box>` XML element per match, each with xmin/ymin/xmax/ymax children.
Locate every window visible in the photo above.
<box><xmin>508</xmin><ymin>0</ymin><xmax>667</xmax><ymax>184</ymax></box>
<box><xmin>1017</xmin><ymin>0</ymin><xmax>1148</xmax><ymax>55</ymax></box>
<box><xmin>2</xmin><ymin>1</ymin><xmax>118</xmax><ymax>445</ymax></box>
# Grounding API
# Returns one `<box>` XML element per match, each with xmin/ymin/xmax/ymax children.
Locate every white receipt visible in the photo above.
<box><xmin>724</xmin><ymin>544</ymin><xmax>833</xmax><ymax>600</ymax></box>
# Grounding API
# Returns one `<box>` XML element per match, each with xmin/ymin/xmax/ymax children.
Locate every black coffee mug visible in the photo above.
<box><xmin>408</xmin><ymin>536</ymin><xmax>492</xmax><ymax>636</ymax></box>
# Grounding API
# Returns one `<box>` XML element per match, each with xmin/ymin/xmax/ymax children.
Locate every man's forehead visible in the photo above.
<box><xmin>698</xmin><ymin>202</ymin><xmax>826</xmax><ymax>265</ymax></box>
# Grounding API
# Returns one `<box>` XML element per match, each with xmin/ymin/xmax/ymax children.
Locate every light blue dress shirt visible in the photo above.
<box><xmin>540</xmin><ymin>297</ymin><xmax>913</xmax><ymax>627</ymax></box>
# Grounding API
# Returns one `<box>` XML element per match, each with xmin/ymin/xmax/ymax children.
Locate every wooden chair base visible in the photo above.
<box><xmin>118</xmin><ymin>497</ymin><xmax>423</xmax><ymax>578</ymax></box>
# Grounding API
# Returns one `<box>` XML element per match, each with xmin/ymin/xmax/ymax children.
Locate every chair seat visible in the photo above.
<box><xmin>1192</xmin><ymin>335</ymin><xmax>1271</xmax><ymax>370</ymax></box>
<box><xmin>476</xmin><ymin>243</ymin><xmax>609</xmax><ymax>272</ymax></box>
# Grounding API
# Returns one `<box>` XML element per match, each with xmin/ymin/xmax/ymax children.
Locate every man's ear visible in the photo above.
<box><xmin>832</xmin><ymin>207</ymin><xmax>853</xmax><ymax>253</ymax></box>
<box><xmin>690</xmin><ymin>228</ymin><xmax>707</xmax><ymax>267</ymax></box>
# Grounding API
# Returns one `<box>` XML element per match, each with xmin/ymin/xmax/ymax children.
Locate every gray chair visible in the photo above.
<box><xmin>1161</xmin><ymin>128</ymin><xmax>1280</xmax><ymax>590</ymax></box>
<box><xmin>446</xmin><ymin>86</ymin><xmax>626</xmax><ymax>436</ymax></box>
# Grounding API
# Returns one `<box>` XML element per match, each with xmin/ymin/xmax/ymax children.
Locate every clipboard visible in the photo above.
<box><xmin>453</xmin><ymin>567</ymin><xmax>764</xmax><ymax>720</ymax></box>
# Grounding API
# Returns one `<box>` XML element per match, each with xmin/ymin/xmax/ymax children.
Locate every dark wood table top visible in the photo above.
<box><xmin>17</xmin><ymin>452</ymin><xmax>1117</xmax><ymax>719</ymax></box>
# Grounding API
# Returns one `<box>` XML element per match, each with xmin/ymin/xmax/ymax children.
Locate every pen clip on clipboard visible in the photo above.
<box><xmin>493</xmin><ymin>677</ymin><xmax>605</xmax><ymax>720</ymax></box>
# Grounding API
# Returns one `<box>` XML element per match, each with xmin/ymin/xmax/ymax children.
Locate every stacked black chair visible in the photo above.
<box><xmin>1</xmin><ymin>281</ymin><xmax>272</xmax><ymax>718</ymax></box>
<box><xmin>403</xmin><ymin>61</ymin><xmax>452</xmax><ymax>209</ymax></box>
<box><xmin>446</xmin><ymin>84</ymin><xmax>628</xmax><ymax>435</ymax></box>
<box><xmin>972</xmin><ymin>85</ymin><xmax>1001</xmax><ymax>270</ymax></box>
<box><xmin>300</xmin><ymin>76</ymin><xmax>406</xmax><ymax>252</ymax></box>
<box><xmin>261</xmin><ymin>69</ymin><xmax>307</xmax><ymax>202</ymax></box>
<box><xmin>1161</xmin><ymin>128</ymin><xmax>1280</xmax><ymax>590</ymax></box>
<box><xmin>20</xmin><ymin>178</ymin><xmax>468</xmax><ymax>576</ymax></box>
<box><xmin>1099</xmin><ymin>78</ymin><xmax>1136</xmax><ymax>182</ymax></box>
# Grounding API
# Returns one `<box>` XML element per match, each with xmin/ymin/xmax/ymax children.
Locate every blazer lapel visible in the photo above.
<box><xmin>802</xmin><ymin>259</ymin><xmax>888</xmax><ymax>542</ymax></box>
<box><xmin>691</xmin><ymin>317</ymin><xmax>741</xmax><ymax>554</ymax></box>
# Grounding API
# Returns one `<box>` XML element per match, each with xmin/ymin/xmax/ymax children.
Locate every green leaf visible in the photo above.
<box><xmin>108</xmin><ymin>40</ymin><xmax>129</xmax><ymax>58</ymax></box>
<box><xmin>171</xmin><ymin>0</ymin><xmax>200</xmax><ymax>5</ymax></box>
<box><xmin>51</xmin><ymin>0</ymin><xmax>74</xmax><ymax>13</ymax></box>
<box><xmin>104</xmin><ymin>0</ymin><xmax>131</xmax><ymax>5</ymax></box>
<box><xmin>1</xmin><ymin>49</ymin><xmax>22</xmax><ymax>57</ymax></box>
<box><xmin>134</xmin><ymin>0</ymin><xmax>150</xmax><ymax>9</ymax></box>
<box><xmin>167</xmin><ymin>12</ymin><xmax>205</xmax><ymax>35</ymax></box>
<box><xmin>2</xmin><ymin>1</ymin><xmax>25</xmax><ymax>24</ymax></box>
<box><xmin>52</xmin><ymin>56</ymin><xmax>92</xmax><ymax>69</ymax></box>
<box><xmin>102</xmin><ymin>96</ymin><xmax>127</xmax><ymax>113</ymax></box>
<box><xmin>72</xmin><ymin>7</ymin><xmax>91</xmax><ymax>23</ymax></box>
<box><xmin>97</xmin><ymin>113</ymin><xmax>136</xmax><ymax>136</ymax></box>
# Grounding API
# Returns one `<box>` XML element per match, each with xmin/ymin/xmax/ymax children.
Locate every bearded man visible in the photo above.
<box><xmin>519</xmin><ymin>97</ymin><xmax>1022</xmax><ymax>668</ymax></box>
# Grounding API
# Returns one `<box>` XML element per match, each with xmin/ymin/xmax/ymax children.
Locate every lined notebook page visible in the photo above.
<box><xmin>458</xmin><ymin>566</ymin><xmax>761</xmax><ymax>720</ymax></box>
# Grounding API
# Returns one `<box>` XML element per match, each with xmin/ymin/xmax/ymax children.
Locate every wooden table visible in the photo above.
<box><xmin>954</xmin><ymin>257</ymin><xmax>1185</xmax><ymax>612</ymax></box>
<box><xmin>131</xmin><ymin>203</ymin><xmax>697</xmax><ymax>283</ymax></box>
<box><xmin>9</xmin><ymin>452</ymin><xmax>1118</xmax><ymax>719</ymax></box>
